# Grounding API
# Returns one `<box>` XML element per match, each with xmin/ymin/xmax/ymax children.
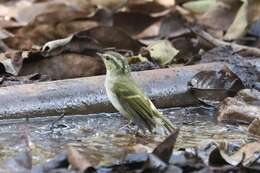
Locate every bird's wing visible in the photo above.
<box><xmin>112</xmin><ymin>81</ymin><xmax>159</xmax><ymax>131</ymax></box>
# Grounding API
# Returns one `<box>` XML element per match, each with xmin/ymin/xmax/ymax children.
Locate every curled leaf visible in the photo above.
<box><xmin>41</xmin><ymin>35</ymin><xmax>73</xmax><ymax>56</ymax></box>
<box><xmin>0</xmin><ymin>50</ymin><xmax>24</xmax><ymax>76</ymax></box>
<box><xmin>218</xmin><ymin>142</ymin><xmax>260</xmax><ymax>167</ymax></box>
<box><xmin>41</xmin><ymin>33</ymin><xmax>101</xmax><ymax>57</ymax></box>
<box><xmin>188</xmin><ymin>66</ymin><xmax>245</xmax><ymax>106</ymax></box>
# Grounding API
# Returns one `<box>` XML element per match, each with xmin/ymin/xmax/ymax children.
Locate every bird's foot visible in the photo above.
<box><xmin>152</xmin><ymin>127</ymin><xmax>168</xmax><ymax>136</ymax></box>
<box><xmin>119</xmin><ymin>122</ymin><xmax>146</xmax><ymax>135</ymax></box>
<box><xmin>119</xmin><ymin>121</ymin><xmax>135</xmax><ymax>131</ymax></box>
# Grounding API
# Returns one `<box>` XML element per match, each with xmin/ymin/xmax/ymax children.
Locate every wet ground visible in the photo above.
<box><xmin>0</xmin><ymin>107</ymin><xmax>257</xmax><ymax>167</ymax></box>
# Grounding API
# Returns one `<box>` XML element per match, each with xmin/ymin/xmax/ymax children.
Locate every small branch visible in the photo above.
<box><xmin>191</xmin><ymin>28</ymin><xmax>260</xmax><ymax>57</ymax></box>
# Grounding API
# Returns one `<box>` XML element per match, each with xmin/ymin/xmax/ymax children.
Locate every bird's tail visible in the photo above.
<box><xmin>161</xmin><ymin>114</ymin><xmax>176</xmax><ymax>132</ymax></box>
<box><xmin>154</xmin><ymin>112</ymin><xmax>176</xmax><ymax>135</ymax></box>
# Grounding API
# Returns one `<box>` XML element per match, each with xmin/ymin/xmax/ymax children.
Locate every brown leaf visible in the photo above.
<box><xmin>199</xmin><ymin>46</ymin><xmax>260</xmax><ymax>88</ymax></box>
<box><xmin>20</xmin><ymin>53</ymin><xmax>105</xmax><ymax>80</ymax></box>
<box><xmin>113</xmin><ymin>12</ymin><xmax>159</xmax><ymax>36</ymax></box>
<box><xmin>171</xmin><ymin>36</ymin><xmax>199</xmax><ymax>63</ymax></box>
<box><xmin>0</xmin><ymin>50</ymin><xmax>24</xmax><ymax>75</ymax></box>
<box><xmin>248</xmin><ymin>0</ymin><xmax>260</xmax><ymax>23</ymax></box>
<box><xmin>219</xmin><ymin>142</ymin><xmax>260</xmax><ymax>167</ymax></box>
<box><xmin>152</xmin><ymin>129</ymin><xmax>179</xmax><ymax>163</ymax></box>
<box><xmin>127</xmin><ymin>0</ymin><xmax>167</xmax><ymax>15</ymax></box>
<box><xmin>67</xmin><ymin>146</ymin><xmax>93</xmax><ymax>172</ymax></box>
<box><xmin>0</xmin><ymin>19</ymin><xmax>23</xmax><ymax>29</ymax></box>
<box><xmin>224</xmin><ymin>0</ymin><xmax>248</xmax><ymax>40</ymax></box>
<box><xmin>3</xmin><ymin>3</ymin><xmax>95</xmax><ymax>50</ymax></box>
<box><xmin>159</xmin><ymin>12</ymin><xmax>188</xmax><ymax>38</ymax></box>
<box><xmin>56</xmin><ymin>20</ymin><xmax>99</xmax><ymax>38</ymax></box>
<box><xmin>80</xmin><ymin>26</ymin><xmax>144</xmax><ymax>53</ymax></box>
<box><xmin>189</xmin><ymin>66</ymin><xmax>245</xmax><ymax>106</ymax></box>
<box><xmin>4</xmin><ymin>23</ymin><xmax>58</xmax><ymax>49</ymax></box>
<box><xmin>135</xmin><ymin>20</ymin><xmax>161</xmax><ymax>39</ymax></box>
<box><xmin>41</xmin><ymin>33</ymin><xmax>101</xmax><ymax>57</ymax></box>
<box><xmin>198</xmin><ymin>0</ymin><xmax>241</xmax><ymax>37</ymax></box>
<box><xmin>14</xmin><ymin>1</ymin><xmax>94</xmax><ymax>25</ymax></box>
<box><xmin>248</xmin><ymin>118</ymin><xmax>260</xmax><ymax>137</ymax></box>
<box><xmin>15</xmin><ymin>2</ymin><xmax>66</xmax><ymax>25</ymax></box>
<box><xmin>0</xmin><ymin>28</ymin><xmax>13</xmax><ymax>39</ymax></box>
<box><xmin>218</xmin><ymin>89</ymin><xmax>260</xmax><ymax>124</ymax></box>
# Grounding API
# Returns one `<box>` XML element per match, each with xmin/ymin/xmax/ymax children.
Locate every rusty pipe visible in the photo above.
<box><xmin>0</xmin><ymin>62</ymin><xmax>226</xmax><ymax>119</ymax></box>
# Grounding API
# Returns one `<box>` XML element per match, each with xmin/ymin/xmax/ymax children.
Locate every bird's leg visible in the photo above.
<box><xmin>119</xmin><ymin>120</ymin><xmax>135</xmax><ymax>131</ymax></box>
<box><xmin>134</xmin><ymin>127</ymin><xmax>147</xmax><ymax>136</ymax></box>
<box><xmin>119</xmin><ymin>120</ymin><xmax>146</xmax><ymax>136</ymax></box>
<box><xmin>49</xmin><ymin>113</ymin><xmax>65</xmax><ymax>132</ymax></box>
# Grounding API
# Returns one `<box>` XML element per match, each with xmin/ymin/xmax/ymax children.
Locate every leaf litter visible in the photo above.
<box><xmin>0</xmin><ymin>0</ymin><xmax>259</xmax><ymax>172</ymax></box>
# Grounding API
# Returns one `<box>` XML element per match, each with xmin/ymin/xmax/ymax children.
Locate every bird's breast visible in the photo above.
<box><xmin>105</xmin><ymin>78</ymin><xmax>126</xmax><ymax>115</ymax></box>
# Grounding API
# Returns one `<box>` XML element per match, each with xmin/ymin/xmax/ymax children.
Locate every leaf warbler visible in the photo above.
<box><xmin>98</xmin><ymin>51</ymin><xmax>176</xmax><ymax>134</ymax></box>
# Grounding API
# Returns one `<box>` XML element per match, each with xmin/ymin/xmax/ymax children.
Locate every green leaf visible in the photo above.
<box><xmin>147</xmin><ymin>40</ymin><xmax>179</xmax><ymax>66</ymax></box>
<box><xmin>182</xmin><ymin>0</ymin><xmax>217</xmax><ymax>14</ymax></box>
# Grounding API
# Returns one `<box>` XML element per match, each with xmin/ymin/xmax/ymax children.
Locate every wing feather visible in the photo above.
<box><xmin>112</xmin><ymin>82</ymin><xmax>159</xmax><ymax>131</ymax></box>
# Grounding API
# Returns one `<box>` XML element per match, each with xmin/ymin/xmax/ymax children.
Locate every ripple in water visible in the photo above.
<box><xmin>0</xmin><ymin>107</ymin><xmax>256</xmax><ymax>166</ymax></box>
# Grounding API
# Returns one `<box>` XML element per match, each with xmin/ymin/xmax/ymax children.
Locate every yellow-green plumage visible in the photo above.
<box><xmin>98</xmin><ymin>51</ymin><xmax>175</xmax><ymax>134</ymax></box>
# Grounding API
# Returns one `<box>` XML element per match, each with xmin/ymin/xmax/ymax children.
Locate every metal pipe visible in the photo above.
<box><xmin>0</xmin><ymin>62</ymin><xmax>225</xmax><ymax>119</ymax></box>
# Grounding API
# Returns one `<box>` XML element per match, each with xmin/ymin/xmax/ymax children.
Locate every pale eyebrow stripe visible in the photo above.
<box><xmin>115</xmin><ymin>55</ymin><xmax>127</xmax><ymax>70</ymax></box>
<box><xmin>110</xmin><ymin>53</ymin><xmax>124</xmax><ymax>69</ymax></box>
<box><xmin>110</xmin><ymin>57</ymin><xmax>121</xmax><ymax>69</ymax></box>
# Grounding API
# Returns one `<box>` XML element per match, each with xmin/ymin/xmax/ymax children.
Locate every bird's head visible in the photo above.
<box><xmin>98</xmin><ymin>51</ymin><xmax>130</xmax><ymax>75</ymax></box>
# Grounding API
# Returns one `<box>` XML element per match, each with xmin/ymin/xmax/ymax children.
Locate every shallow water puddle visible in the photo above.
<box><xmin>0</xmin><ymin>107</ymin><xmax>257</xmax><ymax>166</ymax></box>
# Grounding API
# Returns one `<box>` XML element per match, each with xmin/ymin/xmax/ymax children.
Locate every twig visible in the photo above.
<box><xmin>191</xmin><ymin>28</ymin><xmax>260</xmax><ymax>57</ymax></box>
<box><xmin>49</xmin><ymin>113</ymin><xmax>65</xmax><ymax>132</ymax></box>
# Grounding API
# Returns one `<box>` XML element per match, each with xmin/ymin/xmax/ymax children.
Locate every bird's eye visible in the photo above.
<box><xmin>105</xmin><ymin>57</ymin><xmax>110</xmax><ymax>60</ymax></box>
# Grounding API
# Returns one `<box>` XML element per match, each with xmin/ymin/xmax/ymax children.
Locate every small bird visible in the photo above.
<box><xmin>98</xmin><ymin>51</ymin><xmax>176</xmax><ymax>135</ymax></box>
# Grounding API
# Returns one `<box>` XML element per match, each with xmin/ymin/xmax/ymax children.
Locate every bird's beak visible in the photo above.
<box><xmin>97</xmin><ymin>52</ymin><xmax>105</xmax><ymax>59</ymax></box>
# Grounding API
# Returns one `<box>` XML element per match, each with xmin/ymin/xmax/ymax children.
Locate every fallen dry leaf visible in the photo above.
<box><xmin>0</xmin><ymin>50</ymin><xmax>24</xmax><ymax>75</ymax></box>
<box><xmin>248</xmin><ymin>118</ymin><xmax>260</xmax><ymax>136</ymax></box>
<box><xmin>41</xmin><ymin>33</ymin><xmax>101</xmax><ymax>57</ymax></box>
<box><xmin>182</xmin><ymin>0</ymin><xmax>217</xmax><ymax>14</ymax></box>
<box><xmin>20</xmin><ymin>53</ymin><xmax>105</xmax><ymax>80</ymax></box>
<box><xmin>67</xmin><ymin>146</ymin><xmax>93</xmax><ymax>172</ymax></box>
<box><xmin>189</xmin><ymin>67</ymin><xmax>245</xmax><ymax>106</ymax></box>
<box><xmin>198</xmin><ymin>0</ymin><xmax>241</xmax><ymax>37</ymax></box>
<box><xmin>127</xmin><ymin>0</ymin><xmax>168</xmax><ymax>15</ymax></box>
<box><xmin>248</xmin><ymin>0</ymin><xmax>260</xmax><ymax>23</ymax></box>
<box><xmin>90</xmin><ymin>0</ymin><xmax>128</xmax><ymax>11</ymax></box>
<box><xmin>113</xmin><ymin>11</ymin><xmax>159</xmax><ymax>36</ymax></box>
<box><xmin>79</xmin><ymin>26</ymin><xmax>144</xmax><ymax>53</ymax></box>
<box><xmin>152</xmin><ymin>129</ymin><xmax>179</xmax><ymax>163</ymax></box>
<box><xmin>224</xmin><ymin>0</ymin><xmax>248</xmax><ymax>40</ymax></box>
<box><xmin>219</xmin><ymin>142</ymin><xmax>260</xmax><ymax>167</ymax></box>
<box><xmin>146</xmin><ymin>39</ymin><xmax>179</xmax><ymax>65</ymax></box>
<box><xmin>218</xmin><ymin>89</ymin><xmax>260</xmax><ymax>124</ymax></box>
